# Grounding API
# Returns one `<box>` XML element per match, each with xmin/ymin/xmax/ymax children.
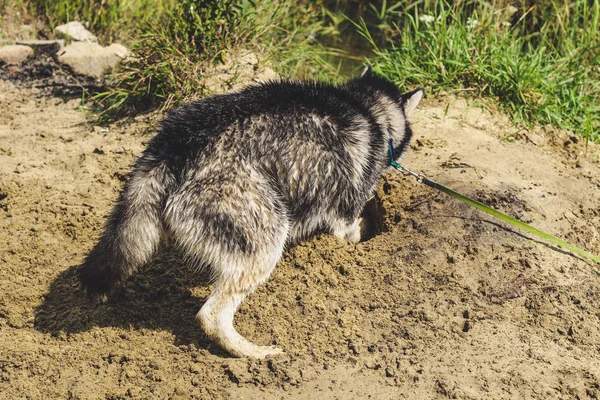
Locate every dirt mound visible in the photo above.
<box><xmin>1</xmin><ymin>80</ymin><xmax>599</xmax><ymax>399</ymax></box>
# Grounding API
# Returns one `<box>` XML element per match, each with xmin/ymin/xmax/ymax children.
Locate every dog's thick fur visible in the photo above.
<box><xmin>79</xmin><ymin>67</ymin><xmax>423</xmax><ymax>358</ymax></box>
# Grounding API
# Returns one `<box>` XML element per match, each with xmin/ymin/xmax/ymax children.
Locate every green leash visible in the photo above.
<box><xmin>388</xmin><ymin>140</ymin><xmax>600</xmax><ymax>264</ymax></box>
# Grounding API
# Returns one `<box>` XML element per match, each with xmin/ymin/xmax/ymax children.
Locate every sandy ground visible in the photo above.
<box><xmin>1</xmin><ymin>76</ymin><xmax>600</xmax><ymax>399</ymax></box>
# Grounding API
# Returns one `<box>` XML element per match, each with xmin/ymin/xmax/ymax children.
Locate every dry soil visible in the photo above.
<box><xmin>1</xmin><ymin>77</ymin><xmax>600</xmax><ymax>399</ymax></box>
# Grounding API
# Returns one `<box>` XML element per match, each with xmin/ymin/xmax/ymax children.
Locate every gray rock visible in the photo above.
<box><xmin>105</xmin><ymin>43</ymin><xmax>129</xmax><ymax>59</ymax></box>
<box><xmin>0</xmin><ymin>45</ymin><xmax>33</xmax><ymax>64</ymax></box>
<box><xmin>16</xmin><ymin>39</ymin><xmax>64</xmax><ymax>56</ymax></box>
<box><xmin>55</xmin><ymin>21</ymin><xmax>98</xmax><ymax>43</ymax></box>
<box><xmin>58</xmin><ymin>42</ymin><xmax>129</xmax><ymax>79</ymax></box>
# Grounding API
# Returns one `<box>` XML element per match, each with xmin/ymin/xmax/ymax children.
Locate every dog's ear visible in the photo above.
<box><xmin>360</xmin><ymin>65</ymin><xmax>373</xmax><ymax>78</ymax></box>
<box><xmin>402</xmin><ymin>88</ymin><xmax>424</xmax><ymax>119</ymax></box>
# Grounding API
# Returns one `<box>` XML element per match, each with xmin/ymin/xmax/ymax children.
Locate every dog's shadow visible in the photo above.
<box><xmin>34</xmin><ymin>246</ymin><xmax>227</xmax><ymax>354</ymax></box>
<box><xmin>35</xmin><ymin>197</ymin><xmax>387</xmax><ymax>353</ymax></box>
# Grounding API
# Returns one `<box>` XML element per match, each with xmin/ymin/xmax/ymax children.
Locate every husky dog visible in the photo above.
<box><xmin>79</xmin><ymin>66</ymin><xmax>423</xmax><ymax>359</ymax></box>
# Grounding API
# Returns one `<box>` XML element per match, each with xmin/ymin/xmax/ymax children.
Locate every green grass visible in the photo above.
<box><xmin>352</xmin><ymin>0</ymin><xmax>600</xmax><ymax>141</ymax></box>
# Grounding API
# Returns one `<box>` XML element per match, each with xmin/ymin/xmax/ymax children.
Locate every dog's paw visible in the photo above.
<box><xmin>234</xmin><ymin>344</ymin><xmax>284</xmax><ymax>359</ymax></box>
<box><xmin>253</xmin><ymin>345</ymin><xmax>284</xmax><ymax>359</ymax></box>
<box><xmin>332</xmin><ymin>218</ymin><xmax>362</xmax><ymax>244</ymax></box>
<box><xmin>344</xmin><ymin>227</ymin><xmax>361</xmax><ymax>243</ymax></box>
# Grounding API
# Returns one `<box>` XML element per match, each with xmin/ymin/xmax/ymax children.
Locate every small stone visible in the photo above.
<box><xmin>0</xmin><ymin>45</ymin><xmax>33</xmax><ymax>64</ymax></box>
<box><xmin>174</xmin><ymin>385</ymin><xmax>187</xmax><ymax>395</ymax></box>
<box><xmin>124</xmin><ymin>368</ymin><xmax>137</xmax><ymax>378</ymax></box>
<box><xmin>126</xmin><ymin>387</ymin><xmax>142</xmax><ymax>397</ymax></box>
<box><xmin>93</xmin><ymin>126</ymin><xmax>109</xmax><ymax>133</ymax></box>
<box><xmin>105</xmin><ymin>43</ymin><xmax>129</xmax><ymax>59</ymax></box>
<box><xmin>189</xmin><ymin>363</ymin><xmax>203</xmax><ymax>374</ymax></box>
<box><xmin>58</xmin><ymin>42</ymin><xmax>129</xmax><ymax>79</ymax></box>
<box><xmin>55</xmin><ymin>21</ymin><xmax>98</xmax><ymax>43</ymax></box>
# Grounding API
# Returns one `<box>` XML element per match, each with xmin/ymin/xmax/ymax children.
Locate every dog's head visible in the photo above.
<box><xmin>348</xmin><ymin>65</ymin><xmax>424</xmax><ymax>163</ymax></box>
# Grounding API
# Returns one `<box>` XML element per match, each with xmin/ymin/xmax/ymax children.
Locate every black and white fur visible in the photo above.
<box><xmin>79</xmin><ymin>66</ymin><xmax>424</xmax><ymax>358</ymax></box>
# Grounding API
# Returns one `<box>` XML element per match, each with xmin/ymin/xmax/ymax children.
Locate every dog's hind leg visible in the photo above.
<box><xmin>196</xmin><ymin>233</ymin><xmax>288</xmax><ymax>359</ymax></box>
<box><xmin>166</xmin><ymin>166</ymin><xmax>289</xmax><ymax>358</ymax></box>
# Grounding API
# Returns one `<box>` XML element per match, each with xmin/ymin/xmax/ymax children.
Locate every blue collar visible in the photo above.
<box><xmin>388</xmin><ymin>138</ymin><xmax>401</xmax><ymax>168</ymax></box>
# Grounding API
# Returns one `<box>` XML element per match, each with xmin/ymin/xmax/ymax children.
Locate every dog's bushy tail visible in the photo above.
<box><xmin>79</xmin><ymin>158</ymin><xmax>171</xmax><ymax>299</ymax></box>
